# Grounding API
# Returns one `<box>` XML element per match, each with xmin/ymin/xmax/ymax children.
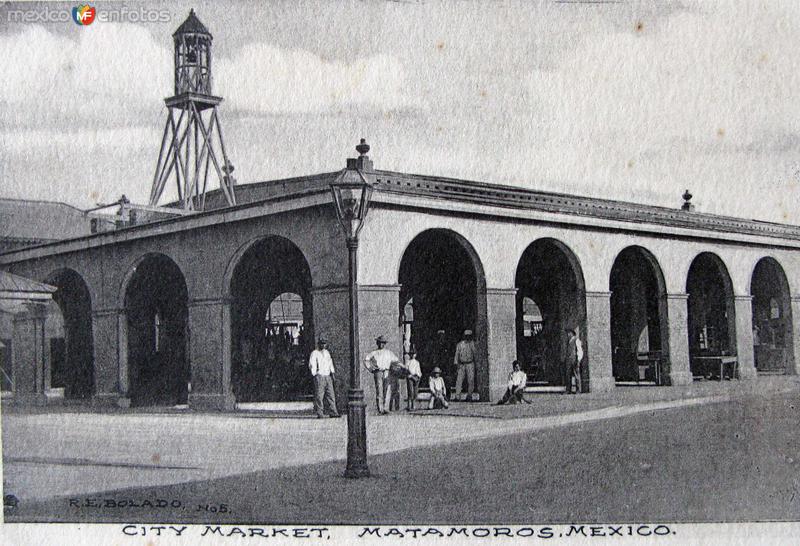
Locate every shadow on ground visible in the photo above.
<box><xmin>6</xmin><ymin>392</ymin><xmax>799</xmax><ymax>524</ymax></box>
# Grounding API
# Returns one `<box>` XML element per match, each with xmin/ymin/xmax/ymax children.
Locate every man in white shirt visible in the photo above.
<box><xmin>308</xmin><ymin>337</ymin><xmax>340</xmax><ymax>418</ymax></box>
<box><xmin>364</xmin><ymin>335</ymin><xmax>400</xmax><ymax>414</ymax></box>
<box><xmin>496</xmin><ymin>360</ymin><xmax>529</xmax><ymax>405</ymax></box>
<box><xmin>405</xmin><ymin>347</ymin><xmax>422</xmax><ymax>411</ymax></box>
<box><xmin>453</xmin><ymin>329</ymin><xmax>477</xmax><ymax>401</ymax></box>
<box><xmin>428</xmin><ymin>367</ymin><xmax>449</xmax><ymax>409</ymax></box>
<box><xmin>564</xmin><ymin>328</ymin><xmax>583</xmax><ymax>394</ymax></box>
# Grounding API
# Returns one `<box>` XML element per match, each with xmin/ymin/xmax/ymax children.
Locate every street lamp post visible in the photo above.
<box><xmin>330</xmin><ymin>139</ymin><xmax>375</xmax><ymax>479</ymax></box>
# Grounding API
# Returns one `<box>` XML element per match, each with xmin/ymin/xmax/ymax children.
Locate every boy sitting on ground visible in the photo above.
<box><xmin>496</xmin><ymin>360</ymin><xmax>529</xmax><ymax>405</ymax></box>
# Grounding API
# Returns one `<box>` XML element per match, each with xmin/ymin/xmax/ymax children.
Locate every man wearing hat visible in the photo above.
<box><xmin>428</xmin><ymin>367</ymin><xmax>449</xmax><ymax>409</ymax></box>
<box><xmin>564</xmin><ymin>328</ymin><xmax>584</xmax><ymax>394</ymax></box>
<box><xmin>364</xmin><ymin>335</ymin><xmax>400</xmax><ymax>414</ymax></box>
<box><xmin>405</xmin><ymin>347</ymin><xmax>422</xmax><ymax>411</ymax></box>
<box><xmin>453</xmin><ymin>329</ymin><xmax>477</xmax><ymax>401</ymax></box>
<box><xmin>308</xmin><ymin>337</ymin><xmax>340</xmax><ymax>418</ymax></box>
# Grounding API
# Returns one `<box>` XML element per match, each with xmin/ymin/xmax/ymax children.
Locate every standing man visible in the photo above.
<box><xmin>364</xmin><ymin>335</ymin><xmax>400</xmax><ymax>414</ymax></box>
<box><xmin>564</xmin><ymin>328</ymin><xmax>584</xmax><ymax>394</ymax></box>
<box><xmin>432</xmin><ymin>329</ymin><xmax>448</xmax><ymax>370</ymax></box>
<box><xmin>431</xmin><ymin>329</ymin><xmax>451</xmax><ymax>390</ymax></box>
<box><xmin>405</xmin><ymin>347</ymin><xmax>422</xmax><ymax>411</ymax></box>
<box><xmin>308</xmin><ymin>337</ymin><xmax>340</xmax><ymax>418</ymax></box>
<box><xmin>453</xmin><ymin>329</ymin><xmax>477</xmax><ymax>401</ymax></box>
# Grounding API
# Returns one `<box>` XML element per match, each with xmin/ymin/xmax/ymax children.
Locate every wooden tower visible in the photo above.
<box><xmin>149</xmin><ymin>9</ymin><xmax>236</xmax><ymax>210</ymax></box>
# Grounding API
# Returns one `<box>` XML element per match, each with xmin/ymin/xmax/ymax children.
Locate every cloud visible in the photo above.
<box><xmin>0</xmin><ymin>126</ymin><xmax>161</xmax><ymax>153</ymax></box>
<box><xmin>2</xmin><ymin>2</ymin><xmax>799</xmax><ymax>224</ymax></box>
<box><xmin>0</xmin><ymin>24</ymin><xmax>420</xmax><ymax>126</ymax></box>
<box><xmin>215</xmin><ymin>43</ymin><xmax>421</xmax><ymax>114</ymax></box>
<box><xmin>528</xmin><ymin>3</ymin><xmax>800</xmax><ymax>152</ymax></box>
<box><xmin>514</xmin><ymin>1</ymin><xmax>800</xmax><ymax>221</ymax></box>
<box><xmin>0</xmin><ymin>24</ymin><xmax>171</xmax><ymax>128</ymax></box>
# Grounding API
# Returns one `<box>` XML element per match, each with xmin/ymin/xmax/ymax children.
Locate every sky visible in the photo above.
<box><xmin>1</xmin><ymin>0</ymin><xmax>799</xmax><ymax>224</ymax></box>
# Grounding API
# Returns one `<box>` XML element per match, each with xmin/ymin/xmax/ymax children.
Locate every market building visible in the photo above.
<box><xmin>1</xmin><ymin>11</ymin><xmax>799</xmax><ymax>412</ymax></box>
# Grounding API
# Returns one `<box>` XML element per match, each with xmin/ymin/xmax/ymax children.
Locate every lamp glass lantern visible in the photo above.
<box><xmin>330</xmin><ymin>169</ymin><xmax>374</xmax><ymax>240</ymax></box>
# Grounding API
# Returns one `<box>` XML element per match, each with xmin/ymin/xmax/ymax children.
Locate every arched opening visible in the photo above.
<box><xmin>45</xmin><ymin>269</ymin><xmax>95</xmax><ymax>399</ymax></box>
<box><xmin>686</xmin><ymin>253</ymin><xmax>737</xmax><ymax>379</ymax></box>
<box><xmin>398</xmin><ymin>229</ymin><xmax>486</xmax><ymax>391</ymax></box>
<box><xmin>230</xmin><ymin>237</ymin><xmax>313</xmax><ymax>402</ymax></box>
<box><xmin>751</xmin><ymin>257</ymin><xmax>795</xmax><ymax>374</ymax></box>
<box><xmin>124</xmin><ymin>255</ymin><xmax>189</xmax><ymax>406</ymax></box>
<box><xmin>609</xmin><ymin>247</ymin><xmax>669</xmax><ymax>385</ymax></box>
<box><xmin>515</xmin><ymin>239</ymin><xmax>587</xmax><ymax>390</ymax></box>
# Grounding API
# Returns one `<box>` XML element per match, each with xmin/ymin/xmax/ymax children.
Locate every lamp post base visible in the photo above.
<box><xmin>344</xmin><ymin>388</ymin><xmax>370</xmax><ymax>479</ymax></box>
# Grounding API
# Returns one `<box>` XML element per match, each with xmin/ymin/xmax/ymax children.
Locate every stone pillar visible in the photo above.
<box><xmin>12</xmin><ymin>303</ymin><xmax>48</xmax><ymax>405</ymax></box>
<box><xmin>665</xmin><ymin>293</ymin><xmax>693</xmax><ymax>386</ymax></box>
<box><xmin>312</xmin><ymin>285</ymin><xmax>351</xmax><ymax>414</ymax></box>
<box><xmin>359</xmin><ymin>285</ymin><xmax>402</xmax><ymax>414</ymax></box>
<box><xmin>42</xmin><ymin>333</ymin><xmax>52</xmax><ymax>393</ymax></box>
<box><xmin>790</xmin><ymin>296</ymin><xmax>800</xmax><ymax>375</ymax></box>
<box><xmin>187</xmin><ymin>298</ymin><xmax>235</xmax><ymax>411</ymax></box>
<box><xmin>313</xmin><ymin>284</ymin><xmax>403</xmax><ymax>414</ymax></box>
<box><xmin>91</xmin><ymin>308</ymin><xmax>129</xmax><ymax>407</ymax></box>
<box><xmin>118</xmin><ymin>311</ymin><xmax>129</xmax><ymax>403</ymax></box>
<box><xmin>484</xmin><ymin>288</ymin><xmax>517</xmax><ymax>402</ymax></box>
<box><xmin>584</xmin><ymin>291</ymin><xmax>615</xmax><ymax>392</ymax></box>
<box><xmin>734</xmin><ymin>295</ymin><xmax>757</xmax><ymax>380</ymax></box>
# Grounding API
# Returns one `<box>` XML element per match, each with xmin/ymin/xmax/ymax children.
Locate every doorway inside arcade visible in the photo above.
<box><xmin>398</xmin><ymin>230</ymin><xmax>483</xmax><ymax>396</ymax></box>
<box><xmin>515</xmin><ymin>239</ymin><xmax>587</xmax><ymax>392</ymax></box>
<box><xmin>230</xmin><ymin>237</ymin><xmax>314</xmax><ymax>403</ymax></box>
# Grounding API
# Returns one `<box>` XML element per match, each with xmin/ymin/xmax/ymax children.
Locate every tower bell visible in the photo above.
<box><xmin>149</xmin><ymin>9</ymin><xmax>236</xmax><ymax>211</ymax></box>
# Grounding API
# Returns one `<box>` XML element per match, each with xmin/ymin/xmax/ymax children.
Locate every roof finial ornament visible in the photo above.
<box><xmin>681</xmin><ymin>189</ymin><xmax>695</xmax><ymax>211</ymax></box>
<box><xmin>352</xmin><ymin>138</ymin><xmax>374</xmax><ymax>171</ymax></box>
<box><xmin>356</xmin><ymin>138</ymin><xmax>370</xmax><ymax>157</ymax></box>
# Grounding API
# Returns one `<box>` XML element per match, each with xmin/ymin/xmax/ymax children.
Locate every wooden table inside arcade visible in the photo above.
<box><xmin>691</xmin><ymin>355</ymin><xmax>739</xmax><ymax>380</ymax></box>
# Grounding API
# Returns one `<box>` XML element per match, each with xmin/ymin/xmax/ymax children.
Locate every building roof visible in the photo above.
<box><xmin>370</xmin><ymin>169</ymin><xmax>800</xmax><ymax>241</ymax></box>
<box><xmin>0</xmin><ymin>270</ymin><xmax>55</xmax><ymax>295</ymax></box>
<box><xmin>0</xmin><ymin>198</ymin><xmax>95</xmax><ymax>241</ymax></box>
<box><xmin>196</xmin><ymin>167</ymin><xmax>800</xmax><ymax>242</ymax></box>
<box><xmin>4</xmin><ymin>163</ymin><xmax>800</xmax><ymax>262</ymax></box>
<box><xmin>173</xmin><ymin>9</ymin><xmax>211</xmax><ymax>37</ymax></box>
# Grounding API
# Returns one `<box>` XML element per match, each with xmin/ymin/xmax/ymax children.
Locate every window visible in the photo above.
<box><xmin>522</xmin><ymin>297</ymin><xmax>543</xmax><ymax>337</ymax></box>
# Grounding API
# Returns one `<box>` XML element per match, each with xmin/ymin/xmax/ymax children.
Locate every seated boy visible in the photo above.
<box><xmin>428</xmin><ymin>367</ymin><xmax>449</xmax><ymax>409</ymax></box>
<box><xmin>496</xmin><ymin>360</ymin><xmax>529</xmax><ymax>405</ymax></box>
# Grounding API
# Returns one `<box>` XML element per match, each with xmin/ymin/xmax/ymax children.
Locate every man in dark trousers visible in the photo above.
<box><xmin>564</xmin><ymin>328</ymin><xmax>583</xmax><ymax>394</ymax></box>
<box><xmin>432</xmin><ymin>329</ymin><xmax>450</xmax><ymax>377</ymax></box>
<box><xmin>453</xmin><ymin>329</ymin><xmax>477</xmax><ymax>401</ymax></box>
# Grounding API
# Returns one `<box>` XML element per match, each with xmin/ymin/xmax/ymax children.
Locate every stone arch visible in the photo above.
<box><xmin>121</xmin><ymin>253</ymin><xmax>189</xmax><ymax>406</ymax></box>
<box><xmin>397</xmin><ymin>228</ymin><xmax>488</xmax><ymax>398</ymax></box>
<box><xmin>44</xmin><ymin>268</ymin><xmax>95</xmax><ymax>399</ymax></box>
<box><xmin>515</xmin><ymin>238</ymin><xmax>587</xmax><ymax>390</ymax></box>
<box><xmin>750</xmin><ymin>256</ymin><xmax>795</xmax><ymax>374</ymax></box>
<box><xmin>608</xmin><ymin>246</ymin><xmax>669</xmax><ymax>385</ymax></box>
<box><xmin>686</xmin><ymin>252</ymin><xmax>737</xmax><ymax>378</ymax></box>
<box><xmin>226</xmin><ymin>235</ymin><xmax>314</xmax><ymax>402</ymax></box>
